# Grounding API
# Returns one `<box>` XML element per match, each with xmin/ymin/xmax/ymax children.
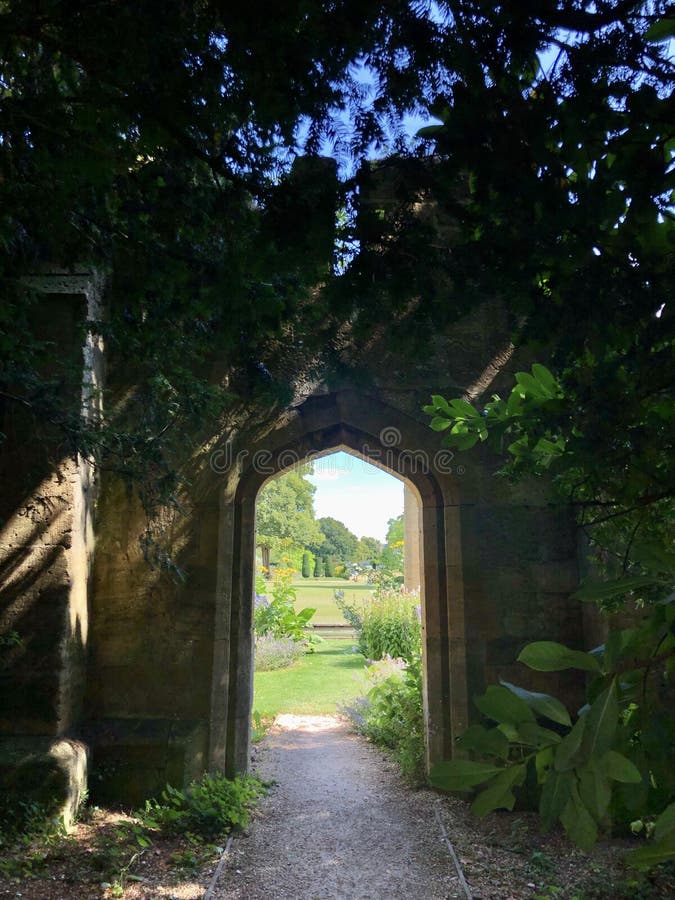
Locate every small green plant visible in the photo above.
<box><xmin>139</xmin><ymin>772</ymin><xmax>265</xmax><ymax>839</ymax></box>
<box><xmin>254</xmin><ymin>633</ymin><xmax>305</xmax><ymax>671</ymax></box>
<box><xmin>344</xmin><ymin>654</ymin><xmax>425</xmax><ymax>782</ymax></box>
<box><xmin>254</xmin><ymin>563</ymin><xmax>318</xmax><ymax>643</ymax></box>
<box><xmin>529</xmin><ymin>849</ymin><xmax>555</xmax><ymax>876</ymax></box>
<box><xmin>0</xmin><ymin>629</ymin><xmax>22</xmax><ymax>656</ymax></box>
<box><xmin>250</xmin><ymin>710</ymin><xmax>271</xmax><ymax>742</ymax></box>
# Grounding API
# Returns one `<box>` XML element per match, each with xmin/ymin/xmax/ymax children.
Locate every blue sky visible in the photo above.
<box><xmin>306</xmin><ymin>451</ymin><xmax>403</xmax><ymax>542</ymax></box>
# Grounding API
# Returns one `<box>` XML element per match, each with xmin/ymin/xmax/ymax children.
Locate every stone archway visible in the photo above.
<box><xmin>209</xmin><ymin>390</ymin><xmax>470</xmax><ymax>776</ymax></box>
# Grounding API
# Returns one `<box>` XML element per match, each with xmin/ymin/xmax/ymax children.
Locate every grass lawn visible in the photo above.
<box><xmin>253</xmin><ymin>638</ymin><xmax>369</xmax><ymax>718</ymax></box>
<box><xmin>275</xmin><ymin>577</ymin><xmax>373</xmax><ymax>625</ymax></box>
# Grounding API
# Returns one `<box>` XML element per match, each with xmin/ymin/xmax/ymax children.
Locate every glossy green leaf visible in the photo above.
<box><xmin>429</xmin><ymin>759</ymin><xmax>503</xmax><ymax>792</ymax></box>
<box><xmin>572</xmin><ymin>576</ymin><xmax>657</xmax><ymax>602</ymax></box>
<box><xmin>626</xmin><ymin>830</ymin><xmax>675</xmax><ymax>869</ymax></box>
<box><xmin>430</xmin><ymin>394</ymin><xmax>451</xmax><ymax>414</ymax></box>
<box><xmin>578</xmin><ymin>761</ymin><xmax>611</xmax><ymax>822</ymax></box>
<box><xmin>531</xmin><ymin>363</ymin><xmax>560</xmax><ymax>396</ymax></box>
<box><xmin>474</xmin><ymin>684</ymin><xmax>536</xmax><ymax>726</ymax></box>
<box><xmin>539</xmin><ymin>770</ymin><xmax>574</xmax><ymax>829</ymax></box>
<box><xmin>470</xmin><ymin>765</ymin><xmax>525</xmax><ymax>817</ymax></box>
<box><xmin>448</xmin><ymin>398</ymin><xmax>480</xmax><ymax>418</ymax></box>
<box><xmin>430</xmin><ymin>416</ymin><xmax>452</xmax><ymax>431</ymax></box>
<box><xmin>581</xmin><ymin>680</ymin><xmax>618</xmax><ymax>759</ymax></box>
<box><xmin>555</xmin><ymin>715</ymin><xmax>586</xmax><ymax>772</ymax></box>
<box><xmin>602</xmin><ymin>750</ymin><xmax>642</xmax><ymax>784</ymax></box>
<box><xmin>654</xmin><ymin>802</ymin><xmax>675</xmax><ymax>842</ymax></box>
<box><xmin>518</xmin><ymin>641</ymin><xmax>600</xmax><ymax>673</ymax></box>
<box><xmin>560</xmin><ymin>788</ymin><xmax>598</xmax><ymax>851</ymax></box>
<box><xmin>517</xmin><ymin>721</ymin><xmax>562</xmax><ymax>748</ymax></box>
<box><xmin>457</xmin><ymin>724</ymin><xmax>509</xmax><ymax>759</ymax></box>
<box><xmin>447</xmin><ymin>430</ymin><xmax>480</xmax><ymax>450</ymax></box>
<box><xmin>515</xmin><ymin>371</ymin><xmax>548</xmax><ymax>399</ymax></box>
<box><xmin>500</xmin><ymin>679</ymin><xmax>572</xmax><ymax>726</ymax></box>
<box><xmin>535</xmin><ymin>746</ymin><xmax>554</xmax><ymax>783</ymax></box>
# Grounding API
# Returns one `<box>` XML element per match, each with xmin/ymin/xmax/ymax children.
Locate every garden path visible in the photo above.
<box><xmin>209</xmin><ymin>714</ymin><xmax>469</xmax><ymax>899</ymax></box>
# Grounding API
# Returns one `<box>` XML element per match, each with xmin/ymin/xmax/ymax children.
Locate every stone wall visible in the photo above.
<box><xmin>1</xmin><ymin>273</ymin><xmax>586</xmax><ymax>807</ymax></box>
<box><xmin>0</xmin><ymin>272</ymin><xmax>102</xmax><ymax>822</ymax></box>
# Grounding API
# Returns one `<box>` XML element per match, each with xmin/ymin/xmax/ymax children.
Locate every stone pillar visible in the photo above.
<box><xmin>403</xmin><ymin>485</ymin><xmax>422</xmax><ymax>592</ymax></box>
<box><xmin>0</xmin><ymin>271</ymin><xmax>102</xmax><ymax>823</ymax></box>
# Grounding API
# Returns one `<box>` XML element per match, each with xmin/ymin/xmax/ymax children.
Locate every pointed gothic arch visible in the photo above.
<box><xmin>208</xmin><ymin>390</ymin><xmax>470</xmax><ymax>774</ymax></box>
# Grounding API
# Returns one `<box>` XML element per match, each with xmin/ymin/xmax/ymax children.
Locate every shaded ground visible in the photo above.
<box><xmin>2</xmin><ymin>716</ymin><xmax>672</xmax><ymax>898</ymax></box>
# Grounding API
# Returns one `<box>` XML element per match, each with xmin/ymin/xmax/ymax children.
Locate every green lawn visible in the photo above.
<box><xmin>253</xmin><ymin>639</ymin><xmax>369</xmax><ymax>717</ymax></box>
<box><xmin>277</xmin><ymin>577</ymin><xmax>373</xmax><ymax>625</ymax></box>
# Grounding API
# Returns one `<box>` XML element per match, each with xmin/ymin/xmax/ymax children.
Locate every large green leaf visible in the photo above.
<box><xmin>601</xmin><ymin>628</ymin><xmax>635</xmax><ymax>672</ymax></box>
<box><xmin>474</xmin><ymin>684</ymin><xmax>536</xmax><ymax>726</ymax></box>
<box><xmin>448</xmin><ymin>398</ymin><xmax>480</xmax><ymax>418</ymax></box>
<box><xmin>602</xmin><ymin>750</ymin><xmax>642</xmax><ymax>784</ymax></box>
<box><xmin>531</xmin><ymin>363</ymin><xmax>560</xmax><ymax>396</ymax></box>
<box><xmin>429</xmin><ymin>759</ymin><xmax>502</xmax><ymax>792</ymax></box>
<box><xmin>572</xmin><ymin>576</ymin><xmax>657</xmax><ymax>603</ymax></box>
<box><xmin>518</xmin><ymin>641</ymin><xmax>600</xmax><ymax>673</ymax></box>
<box><xmin>581</xmin><ymin>680</ymin><xmax>618</xmax><ymax>759</ymax></box>
<box><xmin>430</xmin><ymin>394</ymin><xmax>452</xmax><ymax>415</ymax></box>
<box><xmin>626</xmin><ymin>830</ymin><xmax>675</xmax><ymax>869</ymax></box>
<box><xmin>535</xmin><ymin>746</ymin><xmax>554</xmax><ymax>783</ymax></box>
<box><xmin>447</xmin><ymin>430</ymin><xmax>480</xmax><ymax>450</ymax></box>
<box><xmin>560</xmin><ymin>787</ymin><xmax>598</xmax><ymax>851</ymax></box>
<box><xmin>539</xmin><ymin>770</ymin><xmax>575</xmax><ymax>829</ymax></box>
<box><xmin>555</xmin><ymin>715</ymin><xmax>586</xmax><ymax>771</ymax></box>
<box><xmin>515</xmin><ymin>370</ymin><xmax>549</xmax><ymax>399</ymax></box>
<box><xmin>500</xmin><ymin>679</ymin><xmax>572</xmax><ymax>726</ymax></box>
<box><xmin>578</xmin><ymin>761</ymin><xmax>611</xmax><ymax>822</ymax></box>
<box><xmin>517</xmin><ymin>722</ymin><xmax>562</xmax><ymax>748</ymax></box>
<box><xmin>654</xmin><ymin>802</ymin><xmax>675</xmax><ymax>842</ymax></box>
<box><xmin>471</xmin><ymin>765</ymin><xmax>525</xmax><ymax>817</ymax></box>
<box><xmin>430</xmin><ymin>416</ymin><xmax>452</xmax><ymax>431</ymax></box>
<box><xmin>457</xmin><ymin>724</ymin><xmax>509</xmax><ymax>759</ymax></box>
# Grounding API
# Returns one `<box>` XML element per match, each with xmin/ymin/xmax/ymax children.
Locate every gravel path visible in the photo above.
<box><xmin>211</xmin><ymin>714</ymin><xmax>467</xmax><ymax>899</ymax></box>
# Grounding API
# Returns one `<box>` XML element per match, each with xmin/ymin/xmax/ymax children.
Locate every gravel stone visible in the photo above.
<box><xmin>211</xmin><ymin>715</ymin><xmax>466</xmax><ymax>899</ymax></box>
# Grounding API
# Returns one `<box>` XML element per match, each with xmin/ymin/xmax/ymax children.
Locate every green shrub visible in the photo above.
<box><xmin>324</xmin><ymin>556</ymin><xmax>335</xmax><ymax>577</ymax></box>
<box><xmin>313</xmin><ymin>556</ymin><xmax>323</xmax><ymax>577</ymax></box>
<box><xmin>139</xmin><ymin>773</ymin><xmax>265</xmax><ymax>839</ymax></box>
<box><xmin>253</xmin><ymin>564</ymin><xmax>316</xmax><ymax>642</ymax></box>
<box><xmin>336</xmin><ymin>586</ymin><xmax>421</xmax><ymax>662</ymax></box>
<box><xmin>301</xmin><ymin>550</ymin><xmax>312</xmax><ymax>578</ymax></box>
<box><xmin>344</xmin><ymin>655</ymin><xmax>425</xmax><ymax>783</ymax></box>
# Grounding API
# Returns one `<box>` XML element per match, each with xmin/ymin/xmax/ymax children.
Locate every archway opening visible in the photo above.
<box><xmin>251</xmin><ymin>449</ymin><xmax>425</xmax><ymax>767</ymax></box>
<box><xmin>216</xmin><ymin>393</ymin><xmax>468</xmax><ymax>780</ymax></box>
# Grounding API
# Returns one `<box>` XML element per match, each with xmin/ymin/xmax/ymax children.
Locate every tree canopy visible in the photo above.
<box><xmin>256</xmin><ymin>471</ymin><xmax>323</xmax><ymax>566</ymax></box>
<box><xmin>3</xmin><ymin>2</ymin><xmax>672</xmax><ymax>507</ymax></box>
<box><xmin>355</xmin><ymin>536</ymin><xmax>384</xmax><ymax>567</ymax></box>
<box><xmin>310</xmin><ymin>517</ymin><xmax>359</xmax><ymax>565</ymax></box>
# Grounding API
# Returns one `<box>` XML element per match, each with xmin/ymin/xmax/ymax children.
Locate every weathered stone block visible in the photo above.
<box><xmin>0</xmin><ymin>736</ymin><xmax>88</xmax><ymax>830</ymax></box>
